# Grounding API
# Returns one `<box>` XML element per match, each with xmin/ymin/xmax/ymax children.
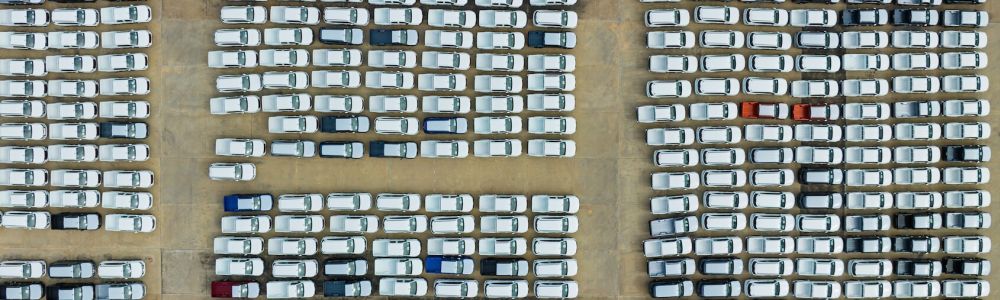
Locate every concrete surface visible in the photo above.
<box><xmin>0</xmin><ymin>0</ymin><xmax>998</xmax><ymax>299</ymax></box>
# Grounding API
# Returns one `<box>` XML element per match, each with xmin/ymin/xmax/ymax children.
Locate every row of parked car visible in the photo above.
<box><xmin>651</xmin><ymin>167</ymin><xmax>989</xmax><ymax>189</ymax></box>
<box><xmin>647</xmin><ymin>122</ymin><xmax>991</xmax><ymax>144</ymax></box>
<box><xmin>652</xmin><ymin>190</ymin><xmax>990</xmax><ymax>213</ymax></box>
<box><xmin>650</xmin><ymin>279</ymin><xmax>989</xmax><ymax>298</ymax></box>
<box><xmin>2</xmin><ymin>100</ymin><xmax>150</xmax><ymax>120</ymax></box>
<box><xmin>647</xmin><ymin>29</ymin><xmax>985</xmax><ymax>50</ymax></box>
<box><xmin>211</xmin><ymin>278</ymin><xmax>576</xmax><ymax>298</ymax></box>
<box><xmin>0</xmin><ymin>78</ymin><xmax>151</xmax><ymax>98</ymax></box>
<box><xmin>0</xmin><ymin>5</ymin><xmax>150</xmax><ymax>27</ymax></box>
<box><xmin>216</xmin><ymin>71</ymin><xmax>575</xmax><ymax>92</ymax></box>
<box><xmin>221</xmin><ymin>5</ymin><xmax>578</xmax><ymax>28</ymax></box>
<box><xmin>215</xmin><ymin>236</ymin><xmax>576</xmax><ymax>256</ymax></box>
<box><xmin>0</xmin><ymin>54</ymin><xmax>149</xmax><ymax>76</ymax></box>
<box><xmin>646</xmin><ymin>75</ymin><xmax>988</xmax><ymax>98</ymax></box>
<box><xmin>209</xmin><ymin>48</ymin><xmax>576</xmax><ymax>72</ymax></box>
<box><xmin>0</xmin><ymin>169</ymin><xmax>154</xmax><ymax>188</ymax></box>
<box><xmin>650</xmin><ymin>212</ymin><xmax>991</xmax><ymax>236</ymax></box>
<box><xmin>0</xmin><ymin>211</ymin><xmax>153</xmax><ymax>231</ymax></box>
<box><xmin>2</xmin><ymin>282</ymin><xmax>145</xmax><ymax>300</ymax></box>
<box><xmin>640</xmin><ymin>0</ymin><xmax>984</xmax><ymax>4</ymax></box>
<box><xmin>644</xmin><ymin>6</ymin><xmax>988</xmax><ymax>27</ymax></box>
<box><xmin>0</xmin><ymin>29</ymin><xmax>152</xmax><ymax>50</ymax></box>
<box><xmin>649</xmin><ymin>52</ymin><xmax>987</xmax><ymax>74</ymax></box>
<box><xmin>644</xmin><ymin>235</ymin><xmax>992</xmax><ymax>257</ymax></box>
<box><xmin>210</xmin><ymin>93</ymin><xmax>575</xmax><ymax>115</ymax></box>
<box><xmin>214</xmin><ymin>26</ymin><xmax>577</xmax><ymax>49</ymax></box>
<box><xmin>1</xmin><ymin>143</ymin><xmax>149</xmax><ymax>164</ymax></box>
<box><xmin>0</xmin><ymin>189</ymin><xmax>152</xmax><ymax>209</ymax></box>
<box><xmin>649</xmin><ymin>256</ymin><xmax>990</xmax><ymax>278</ymax></box>
<box><xmin>219</xmin><ymin>193</ymin><xmax>580</xmax><ymax>213</ymax></box>
<box><xmin>639</xmin><ymin>101</ymin><xmax>988</xmax><ymax>123</ymax></box>
<box><xmin>650</xmin><ymin>145</ymin><xmax>989</xmax><ymax>167</ymax></box>
<box><xmin>220</xmin><ymin>214</ymin><xmax>579</xmax><ymax>234</ymax></box>
<box><xmin>0</xmin><ymin>122</ymin><xmax>148</xmax><ymax>140</ymax></box>
<box><xmin>0</xmin><ymin>260</ymin><xmax>145</xmax><ymax>279</ymax></box>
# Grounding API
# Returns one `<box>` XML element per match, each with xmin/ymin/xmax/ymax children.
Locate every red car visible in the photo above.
<box><xmin>741</xmin><ymin>102</ymin><xmax>790</xmax><ymax>119</ymax></box>
<box><xmin>792</xmin><ymin>103</ymin><xmax>841</xmax><ymax>121</ymax></box>
<box><xmin>211</xmin><ymin>281</ymin><xmax>260</xmax><ymax>298</ymax></box>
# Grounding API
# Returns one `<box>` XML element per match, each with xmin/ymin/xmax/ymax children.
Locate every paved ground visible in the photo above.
<box><xmin>2</xmin><ymin>0</ymin><xmax>1000</xmax><ymax>299</ymax></box>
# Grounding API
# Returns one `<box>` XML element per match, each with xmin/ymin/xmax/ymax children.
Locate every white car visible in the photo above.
<box><xmin>363</xmin><ymin>71</ymin><xmax>413</xmax><ymax>89</ymax></box>
<box><xmin>102</xmin><ymin>191</ymin><xmax>153</xmax><ymax>210</ymax></box>
<box><xmin>476</xmin><ymin>53</ymin><xmax>524</xmax><ymax>72</ymax></box>
<box><xmin>268</xmin><ymin>238</ymin><xmax>318</xmax><ymax>256</ymax></box>
<box><xmin>893</xmin><ymin>30</ymin><xmax>940</xmax><ymax>48</ymax></box>
<box><xmin>208</xmin><ymin>163</ymin><xmax>255</xmax><ymax>181</ymax></box>
<box><xmin>744</xmin><ymin>8</ymin><xmax>788</xmax><ymax>26</ymax></box>
<box><xmin>0</xmin><ymin>261</ymin><xmax>46</xmax><ymax>279</ymax></box>
<box><xmin>379</xmin><ymin>278</ymin><xmax>427</xmax><ymax>297</ymax></box>
<box><xmin>475</xmin><ymin>31</ymin><xmax>524</xmax><ymax>49</ymax></box>
<box><xmin>263</xmin><ymin>27</ymin><xmax>313</xmax><ymax>46</ymax></box>
<box><xmin>423</xmin><ymin>51</ymin><xmax>471</xmax><ymax>70</ymax></box>
<box><xmin>383</xmin><ymin>215</ymin><xmax>428</xmax><ymax>233</ymax></box>
<box><xmin>895</xmin><ymin>146</ymin><xmax>941</xmax><ymax>164</ymax></box>
<box><xmin>374</xmin><ymin>117</ymin><xmax>418</xmax><ymax>135</ymax></box>
<box><xmin>259</xmin><ymin>49</ymin><xmax>309</xmax><ymax>68</ymax></box>
<box><xmin>845</xmin><ymin>124</ymin><xmax>892</xmax><ymax>142</ymax></box>
<box><xmin>943</xmin><ymin>99</ymin><xmax>989</xmax><ymax>117</ymax></box>
<box><xmin>844</xmin><ymin>79</ymin><xmax>890</xmax><ymax>97</ymax></box>
<box><xmin>48</xmin><ymin>80</ymin><xmax>97</xmax><ymax>98</ymax></box>
<box><xmin>0</xmin><ymin>80</ymin><xmax>46</xmax><ymax>97</ymax></box>
<box><xmin>748</xmin><ymin>32</ymin><xmax>792</xmax><ymax>50</ymax></box>
<box><xmin>941</xmin><ymin>30</ymin><xmax>987</xmax><ymax>48</ymax></box>
<box><xmin>214</xmin><ymin>236</ymin><xmax>264</xmax><ymax>255</ymax></box>
<box><xmin>534</xmin><ymin>10</ymin><xmax>577</xmax><ymax>28</ymax></box>
<box><xmin>421</xmin><ymin>140</ymin><xmax>469</xmax><ymax>158</ymax></box>
<box><xmin>314</xmin><ymin>95</ymin><xmax>362</xmax><ymax>113</ymax></box>
<box><xmin>944</xmin><ymin>122</ymin><xmax>990</xmax><ymax>140</ymax></box>
<box><xmin>943</xmin><ymin>167</ymin><xmax>990</xmax><ymax>184</ymax></box>
<box><xmin>47</xmin><ymin>144</ymin><xmax>96</xmax><ymax>162</ymax></box>
<box><xmin>534</xmin><ymin>259</ymin><xmax>578</xmax><ymax>278</ymax></box>
<box><xmin>0</xmin><ymin>9</ymin><xmax>48</xmax><ymax>27</ymax></box>
<box><xmin>329</xmin><ymin>215</ymin><xmax>378</xmax><ymax>234</ymax></box>
<box><xmin>896</xmin><ymin>123</ymin><xmax>942</xmax><ymax>140</ymax></box>
<box><xmin>311</xmin><ymin>70</ymin><xmax>361</xmax><ymax>88</ymax></box>
<box><xmin>268</xmin><ymin>116</ymin><xmax>318</xmax><ymax>133</ymax></box>
<box><xmin>428</xmin><ymin>9</ymin><xmax>476</xmax><ymax>28</ymax></box>
<box><xmin>646</xmin><ymin>127</ymin><xmax>695</xmax><ymax>146</ymax></box>
<box><xmin>221</xmin><ymin>6</ymin><xmax>266</xmax><ymax>24</ymax></box>
<box><xmin>50</xmin><ymin>169</ymin><xmax>101</xmax><ymax>188</ymax></box>
<box><xmin>422</xmin><ymin>96</ymin><xmax>470</xmax><ymax>113</ymax></box>
<box><xmin>262</xmin><ymin>71</ymin><xmax>308</xmax><ymax>89</ymax></box>
<box><xmin>97</xmin><ymin>53</ymin><xmax>149</xmax><ymax>72</ymax></box>
<box><xmin>472</xmin><ymin>116</ymin><xmax>521</xmax><ymax>134</ymax></box>
<box><xmin>695</xmin><ymin>78</ymin><xmax>739</xmax><ymax>96</ymax></box>
<box><xmin>215</xmin><ymin>258</ymin><xmax>264</xmax><ymax>276</ymax></box>
<box><xmin>700</xmin><ymin>30</ymin><xmax>744</xmax><ymax>48</ymax></box>
<box><xmin>0</xmin><ymin>58</ymin><xmax>45</xmax><ymax>76</ymax></box>
<box><xmin>527</xmin><ymin>139</ymin><xmax>575</xmax><ymax>157</ymax></box>
<box><xmin>476</xmin><ymin>95</ymin><xmax>523</xmax><ymax>113</ymax></box>
<box><xmin>105</xmin><ymin>214</ymin><xmax>155</xmax><ymax>232</ymax></box>
<box><xmin>646</xmin><ymin>80</ymin><xmax>692</xmax><ymax>98</ymax></box>
<box><xmin>49</xmin><ymin>190</ymin><xmax>99</xmax><ymax>208</ymax></box>
<box><xmin>274</xmin><ymin>215</ymin><xmax>323</xmax><ymax>233</ymax></box>
<box><xmin>100</xmin><ymin>5</ymin><xmax>151</xmax><ymax>24</ymax></box>
<box><xmin>312</xmin><ymin>49</ymin><xmax>362</xmax><ymax>67</ymax></box>
<box><xmin>527</xmin><ymin>117</ymin><xmax>575</xmax><ymax>134</ymax></box>
<box><xmin>749</xmin><ymin>54</ymin><xmax>793</xmax><ymax>72</ymax></box>
<box><xmin>101</xmin><ymin>30</ymin><xmax>151</xmax><ymax>49</ymax></box>
<box><xmin>266</xmin><ymin>281</ymin><xmax>316</xmax><ymax>299</ymax></box>
<box><xmin>210</xmin><ymin>96</ymin><xmax>261</xmax><ymax>115</ymax></box>
<box><xmin>428</xmin><ymin>237</ymin><xmax>475</xmax><ymax>256</ymax></box>
<box><xmin>373</xmin><ymin>8</ymin><xmax>422</xmax><ymax>25</ymax></box>
<box><xmin>97</xmin><ymin>260</ymin><xmax>145</xmax><ymax>279</ymax></box>
<box><xmin>842</xmin><ymin>31</ymin><xmax>889</xmax><ymax>49</ymax></box>
<box><xmin>51</xmin><ymin>8</ymin><xmax>101</xmax><ymax>26</ymax></box>
<box><xmin>368</xmin><ymin>50</ymin><xmax>417</xmax><ymax>68</ymax></box>
<box><xmin>695</xmin><ymin>6</ymin><xmax>738</xmax><ymax>24</ymax></box>
<box><xmin>425</xmin><ymin>30</ymin><xmax>473</xmax><ymax>49</ymax></box>
<box><xmin>743</xmin><ymin>77</ymin><xmax>787</xmax><ymax>95</ymax></box>
<box><xmin>646</xmin><ymin>9</ymin><xmax>690</xmax><ymax>27</ymax></box>
<box><xmin>48</xmin><ymin>123</ymin><xmax>97</xmax><ymax>140</ymax></box>
<box><xmin>269</xmin><ymin>6</ymin><xmax>320</xmax><ymax>25</ymax></box>
<box><xmin>478</xmin><ymin>9</ymin><xmax>527</xmax><ymax>28</ymax></box>
<box><xmin>942</xmin><ymin>75</ymin><xmax>989</xmax><ymax>93</ymax></box>
<box><xmin>479</xmin><ymin>195</ymin><xmax>527</xmax><ymax>213</ymax></box>
<box><xmin>941</xmin><ymin>51</ymin><xmax>987</xmax><ymax>70</ymax></box>
<box><xmin>647</xmin><ymin>31</ymin><xmax>695</xmax><ymax>49</ymax></box>
<box><xmin>792</xmin><ymin>80</ymin><xmax>839</xmax><ymax>97</ymax></box>
<box><xmin>46</xmin><ymin>102</ymin><xmax>96</xmax><ymax>120</ymax></box>
<box><xmin>637</xmin><ymin>105</ymin><xmax>685</xmax><ymax>123</ymax></box>
<box><xmin>322</xmin><ymin>7</ymin><xmax>368</xmax><ymax>26</ymax></box>
<box><xmin>376</xmin><ymin>194</ymin><xmax>420</xmax><ymax>212</ymax></box>
<box><xmin>649</xmin><ymin>55</ymin><xmax>696</xmax><ymax>73</ymax></box>
<box><xmin>0</xmin><ymin>32</ymin><xmax>47</xmax><ymax>50</ymax></box>
<box><xmin>419</xmin><ymin>73</ymin><xmax>466</xmax><ymax>91</ymax></box>
<box><xmin>99</xmin><ymin>77</ymin><xmax>150</xmax><ymax>95</ymax></box>
<box><xmin>103</xmin><ymin>170</ymin><xmax>154</xmax><ymax>189</ymax></box>
<box><xmin>473</xmin><ymin>139</ymin><xmax>522</xmax><ymax>157</ymax></box>
<box><xmin>790</xmin><ymin>9</ymin><xmax>837</xmax><ymax>27</ymax></box>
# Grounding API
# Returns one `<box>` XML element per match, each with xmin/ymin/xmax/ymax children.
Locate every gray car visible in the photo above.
<box><xmin>49</xmin><ymin>261</ymin><xmax>95</xmax><ymax>279</ymax></box>
<box><xmin>319</xmin><ymin>141</ymin><xmax>363</xmax><ymax>159</ymax></box>
<box><xmin>269</xmin><ymin>140</ymin><xmax>316</xmax><ymax>158</ymax></box>
<box><xmin>324</xmin><ymin>259</ymin><xmax>367</xmax><ymax>276</ymax></box>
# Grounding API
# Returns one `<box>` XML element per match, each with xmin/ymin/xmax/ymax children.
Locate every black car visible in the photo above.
<box><xmin>893</xmin><ymin>9</ymin><xmax>940</xmax><ymax>26</ymax></box>
<box><xmin>944</xmin><ymin>0</ymin><xmax>985</xmax><ymax>3</ymax></box>
<box><xmin>319</xmin><ymin>116</ymin><xmax>369</xmax><ymax>133</ymax></box>
<box><xmin>46</xmin><ymin>284</ymin><xmax>95</xmax><ymax>300</ymax></box>
<box><xmin>52</xmin><ymin>213</ymin><xmax>101</xmax><ymax>230</ymax></box>
<box><xmin>369</xmin><ymin>141</ymin><xmax>417</xmax><ymax>159</ymax></box>
<box><xmin>369</xmin><ymin>29</ymin><xmax>418</xmax><ymax>46</ymax></box>
<box><xmin>944</xmin><ymin>145</ymin><xmax>991</xmax><ymax>162</ymax></box>
<box><xmin>896</xmin><ymin>259</ymin><xmax>940</xmax><ymax>276</ymax></box>
<box><xmin>423</xmin><ymin>117</ymin><xmax>467</xmax><ymax>134</ymax></box>
<box><xmin>0</xmin><ymin>0</ymin><xmax>45</xmax><ymax>3</ymax></box>
<box><xmin>842</xmin><ymin>9</ymin><xmax>889</xmax><ymax>26</ymax></box>
<box><xmin>896</xmin><ymin>213</ymin><xmax>942</xmax><ymax>229</ymax></box>
<box><xmin>98</xmin><ymin>122</ymin><xmax>148</xmax><ymax>139</ymax></box>
<box><xmin>845</xmin><ymin>237</ymin><xmax>890</xmax><ymax>253</ymax></box>
<box><xmin>481</xmin><ymin>259</ymin><xmax>528</xmax><ymax>276</ymax></box>
<box><xmin>894</xmin><ymin>236</ymin><xmax>939</xmax><ymax>253</ymax></box>
<box><xmin>944</xmin><ymin>258</ymin><xmax>990</xmax><ymax>275</ymax></box>
<box><xmin>527</xmin><ymin>31</ymin><xmax>576</xmax><ymax>49</ymax></box>
<box><xmin>319</xmin><ymin>141</ymin><xmax>364</xmax><ymax>159</ymax></box>
<box><xmin>323</xmin><ymin>280</ymin><xmax>372</xmax><ymax>297</ymax></box>
<box><xmin>799</xmin><ymin>169</ymin><xmax>844</xmax><ymax>185</ymax></box>
<box><xmin>319</xmin><ymin>28</ymin><xmax>363</xmax><ymax>45</ymax></box>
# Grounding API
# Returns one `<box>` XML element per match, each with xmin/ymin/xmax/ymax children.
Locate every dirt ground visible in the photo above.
<box><xmin>1</xmin><ymin>0</ymin><xmax>998</xmax><ymax>299</ymax></box>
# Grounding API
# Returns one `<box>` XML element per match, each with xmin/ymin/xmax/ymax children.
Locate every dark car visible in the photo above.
<box><xmin>52</xmin><ymin>213</ymin><xmax>101</xmax><ymax>230</ymax></box>
<box><xmin>369</xmin><ymin>141</ymin><xmax>417</xmax><ymax>159</ymax></box>
<box><xmin>0</xmin><ymin>0</ymin><xmax>45</xmax><ymax>3</ymax></box>
<box><xmin>944</xmin><ymin>145</ymin><xmax>991</xmax><ymax>162</ymax></box>
<box><xmin>3</xmin><ymin>283</ymin><xmax>43</xmax><ymax>299</ymax></box>
<box><xmin>527</xmin><ymin>31</ymin><xmax>576</xmax><ymax>49</ymax></box>
<box><xmin>98</xmin><ymin>122</ymin><xmax>148</xmax><ymax>139</ymax></box>
<box><xmin>319</xmin><ymin>141</ymin><xmax>364</xmax><ymax>159</ymax></box>
<box><xmin>896</xmin><ymin>213</ymin><xmax>942</xmax><ymax>229</ymax></box>
<box><xmin>423</xmin><ymin>117</ymin><xmax>468</xmax><ymax>134</ymax></box>
<box><xmin>944</xmin><ymin>258</ymin><xmax>991</xmax><ymax>276</ymax></box>
<box><xmin>320</xmin><ymin>116</ymin><xmax>370</xmax><ymax>133</ymax></box>
<box><xmin>323</xmin><ymin>280</ymin><xmax>372</xmax><ymax>297</ymax></box>
<box><xmin>222</xmin><ymin>194</ymin><xmax>274</xmax><ymax>212</ymax></box>
<box><xmin>48</xmin><ymin>260</ymin><xmax>95</xmax><ymax>279</ymax></box>
<box><xmin>46</xmin><ymin>284</ymin><xmax>94</xmax><ymax>300</ymax></box>
<box><xmin>210</xmin><ymin>281</ymin><xmax>260</xmax><ymax>298</ymax></box>
<box><xmin>799</xmin><ymin>169</ymin><xmax>844</xmax><ymax>185</ymax></box>
<box><xmin>896</xmin><ymin>259</ymin><xmax>940</xmax><ymax>276</ymax></box>
<box><xmin>481</xmin><ymin>258</ymin><xmax>529</xmax><ymax>277</ymax></box>
<box><xmin>893</xmin><ymin>9</ymin><xmax>940</xmax><ymax>26</ymax></box>
<box><xmin>369</xmin><ymin>29</ymin><xmax>418</xmax><ymax>46</ymax></box>
<box><xmin>426</xmin><ymin>256</ymin><xmax>474</xmax><ymax>275</ymax></box>
<box><xmin>842</xmin><ymin>9</ymin><xmax>889</xmax><ymax>26</ymax></box>
<box><xmin>894</xmin><ymin>236</ymin><xmax>939</xmax><ymax>253</ymax></box>
<box><xmin>319</xmin><ymin>28</ymin><xmax>363</xmax><ymax>45</ymax></box>
<box><xmin>944</xmin><ymin>0</ymin><xmax>985</xmax><ymax>3</ymax></box>
<box><xmin>845</xmin><ymin>237</ymin><xmax>890</xmax><ymax>253</ymax></box>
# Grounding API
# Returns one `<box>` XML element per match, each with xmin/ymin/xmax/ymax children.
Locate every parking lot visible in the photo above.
<box><xmin>0</xmin><ymin>0</ymin><xmax>997</xmax><ymax>299</ymax></box>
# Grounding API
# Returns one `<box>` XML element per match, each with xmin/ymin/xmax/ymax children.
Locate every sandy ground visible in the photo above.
<box><xmin>0</xmin><ymin>0</ymin><xmax>997</xmax><ymax>299</ymax></box>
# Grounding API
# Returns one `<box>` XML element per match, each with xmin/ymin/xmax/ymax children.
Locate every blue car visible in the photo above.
<box><xmin>423</xmin><ymin>117</ymin><xmax>468</xmax><ymax>134</ymax></box>
<box><xmin>223</xmin><ymin>194</ymin><xmax>274</xmax><ymax>212</ymax></box>
<box><xmin>425</xmin><ymin>256</ymin><xmax>474</xmax><ymax>275</ymax></box>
